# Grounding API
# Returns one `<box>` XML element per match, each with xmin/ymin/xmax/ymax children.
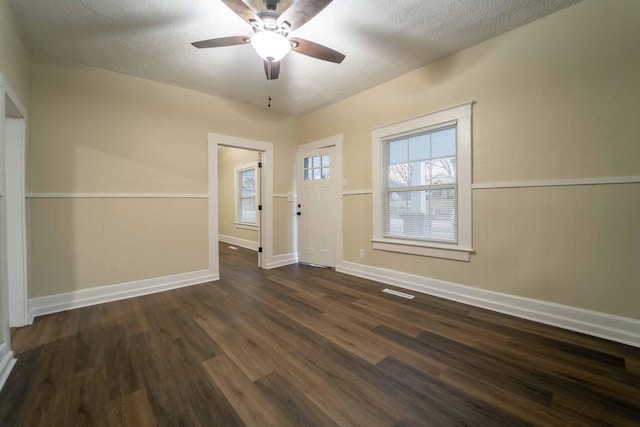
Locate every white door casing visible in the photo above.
<box><xmin>4</xmin><ymin>118</ymin><xmax>27</xmax><ymax>327</ymax></box>
<box><xmin>0</xmin><ymin>75</ymin><xmax>28</xmax><ymax>329</ymax></box>
<box><xmin>256</xmin><ymin>151</ymin><xmax>263</xmax><ymax>268</ymax></box>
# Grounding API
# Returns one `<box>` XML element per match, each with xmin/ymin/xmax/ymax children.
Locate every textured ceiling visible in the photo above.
<box><xmin>9</xmin><ymin>0</ymin><xmax>580</xmax><ymax>114</ymax></box>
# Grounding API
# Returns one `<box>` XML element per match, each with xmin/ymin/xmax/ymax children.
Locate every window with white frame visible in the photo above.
<box><xmin>235</xmin><ymin>162</ymin><xmax>258</xmax><ymax>226</ymax></box>
<box><xmin>372</xmin><ymin>102</ymin><xmax>473</xmax><ymax>261</ymax></box>
<box><xmin>303</xmin><ymin>154</ymin><xmax>330</xmax><ymax>180</ymax></box>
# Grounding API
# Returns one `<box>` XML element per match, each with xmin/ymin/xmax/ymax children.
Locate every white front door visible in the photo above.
<box><xmin>296</xmin><ymin>147</ymin><xmax>336</xmax><ymax>267</ymax></box>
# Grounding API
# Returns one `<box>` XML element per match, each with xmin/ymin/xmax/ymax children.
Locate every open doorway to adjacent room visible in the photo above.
<box><xmin>208</xmin><ymin>132</ymin><xmax>274</xmax><ymax>275</ymax></box>
<box><xmin>217</xmin><ymin>145</ymin><xmax>263</xmax><ymax>268</ymax></box>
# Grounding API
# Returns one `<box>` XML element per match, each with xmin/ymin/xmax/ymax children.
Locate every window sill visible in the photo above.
<box><xmin>235</xmin><ymin>222</ymin><xmax>258</xmax><ymax>231</ymax></box>
<box><xmin>371</xmin><ymin>238</ymin><xmax>473</xmax><ymax>262</ymax></box>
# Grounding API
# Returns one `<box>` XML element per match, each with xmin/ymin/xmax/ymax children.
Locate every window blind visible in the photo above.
<box><xmin>239</xmin><ymin>168</ymin><xmax>256</xmax><ymax>223</ymax></box>
<box><xmin>382</xmin><ymin>124</ymin><xmax>458</xmax><ymax>243</ymax></box>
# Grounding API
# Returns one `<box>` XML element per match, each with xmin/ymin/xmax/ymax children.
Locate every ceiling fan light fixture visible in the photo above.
<box><xmin>251</xmin><ymin>30</ymin><xmax>290</xmax><ymax>62</ymax></box>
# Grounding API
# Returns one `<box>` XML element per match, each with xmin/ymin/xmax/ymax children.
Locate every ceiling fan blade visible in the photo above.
<box><xmin>264</xmin><ymin>60</ymin><xmax>280</xmax><ymax>80</ymax></box>
<box><xmin>192</xmin><ymin>35</ymin><xmax>250</xmax><ymax>49</ymax></box>
<box><xmin>220</xmin><ymin>0</ymin><xmax>261</xmax><ymax>26</ymax></box>
<box><xmin>289</xmin><ymin>37</ymin><xmax>345</xmax><ymax>64</ymax></box>
<box><xmin>278</xmin><ymin>0</ymin><xmax>332</xmax><ymax>32</ymax></box>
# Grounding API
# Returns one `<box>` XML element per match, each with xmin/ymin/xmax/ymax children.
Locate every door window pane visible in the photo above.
<box><xmin>304</xmin><ymin>154</ymin><xmax>330</xmax><ymax>180</ymax></box>
<box><xmin>304</xmin><ymin>169</ymin><xmax>313</xmax><ymax>180</ymax></box>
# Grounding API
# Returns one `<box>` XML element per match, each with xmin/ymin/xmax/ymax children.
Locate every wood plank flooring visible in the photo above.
<box><xmin>2</xmin><ymin>243</ymin><xmax>640</xmax><ymax>426</ymax></box>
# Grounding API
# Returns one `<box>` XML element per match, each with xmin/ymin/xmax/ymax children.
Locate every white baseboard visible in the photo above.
<box><xmin>219</xmin><ymin>234</ymin><xmax>259</xmax><ymax>251</ymax></box>
<box><xmin>0</xmin><ymin>343</ymin><xmax>16</xmax><ymax>392</ymax></box>
<box><xmin>29</xmin><ymin>269</ymin><xmax>219</xmax><ymax>322</ymax></box>
<box><xmin>265</xmin><ymin>252</ymin><xmax>298</xmax><ymax>269</ymax></box>
<box><xmin>337</xmin><ymin>261</ymin><xmax>640</xmax><ymax>348</ymax></box>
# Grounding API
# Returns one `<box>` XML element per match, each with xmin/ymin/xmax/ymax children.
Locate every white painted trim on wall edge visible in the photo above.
<box><xmin>336</xmin><ymin>261</ymin><xmax>640</xmax><ymax>348</ymax></box>
<box><xmin>5</xmin><ymin>117</ymin><xmax>28</xmax><ymax>328</ymax></box>
<box><xmin>27</xmin><ymin>193</ymin><xmax>208</xmax><ymax>198</ymax></box>
<box><xmin>28</xmin><ymin>269</ymin><xmax>219</xmax><ymax>322</ymax></box>
<box><xmin>472</xmin><ymin>176</ymin><xmax>640</xmax><ymax>189</ymax></box>
<box><xmin>265</xmin><ymin>253</ymin><xmax>298</xmax><ymax>269</ymax></box>
<box><xmin>219</xmin><ymin>234</ymin><xmax>259</xmax><ymax>251</ymax></box>
<box><xmin>0</xmin><ymin>343</ymin><xmax>16</xmax><ymax>392</ymax></box>
<box><xmin>343</xmin><ymin>189</ymin><xmax>373</xmax><ymax>196</ymax></box>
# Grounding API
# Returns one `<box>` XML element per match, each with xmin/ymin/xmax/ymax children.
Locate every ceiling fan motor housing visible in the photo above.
<box><xmin>257</xmin><ymin>10</ymin><xmax>280</xmax><ymax>30</ymax></box>
<box><xmin>265</xmin><ymin>0</ymin><xmax>279</xmax><ymax>11</ymax></box>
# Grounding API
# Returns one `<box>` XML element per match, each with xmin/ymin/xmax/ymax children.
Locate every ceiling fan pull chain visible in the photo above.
<box><xmin>267</xmin><ymin>74</ymin><xmax>272</xmax><ymax>108</ymax></box>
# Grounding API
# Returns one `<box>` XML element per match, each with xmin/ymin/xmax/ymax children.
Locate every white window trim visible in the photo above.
<box><xmin>234</xmin><ymin>161</ymin><xmax>258</xmax><ymax>227</ymax></box>
<box><xmin>371</xmin><ymin>102</ymin><xmax>474</xmax><ymax>261</ymax></box>
<box><xmin>234</xmin><ymin>222</ymin><xmax>258</xmax><ymax>231</ymax></box>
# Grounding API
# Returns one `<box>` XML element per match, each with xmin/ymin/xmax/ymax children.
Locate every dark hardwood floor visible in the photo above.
<box><xmin>1</xmin><ymin>243</ymin><xmax>640</xmax><ymax>426</ymax></box>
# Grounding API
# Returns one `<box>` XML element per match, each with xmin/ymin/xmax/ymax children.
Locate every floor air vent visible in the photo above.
<box><xmin>383</xmin><ymin>288</ymin><xmax>415</xmax><ymax>299</ymax></box>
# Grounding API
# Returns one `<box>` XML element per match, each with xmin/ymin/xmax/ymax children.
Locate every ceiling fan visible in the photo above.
<box><xmin>192</xmin><ymin>0</ymin><xmax>345</xmax><ymax>80</ymax></box>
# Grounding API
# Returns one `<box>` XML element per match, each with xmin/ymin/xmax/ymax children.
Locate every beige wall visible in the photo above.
<box><xmin>29</xmin><ymin>58</ymin><xmax>297</xmax><ymax>194</ymax></box>
<box><xmin>218</xmin><ymin>146</ymin><xmax>259</xmax><ymax>244</ymax></box>
<box><xmin>29</xmin><ymin>198</ymin><xmax>209</xmax><ymax>298</ymax></box>
<box><xmin>296</xmin><ymin>0</ymin><xmax>640</xmax><ymax>319</ymax></box>
<box><xmin>28</xmin><ymin>57</ymin><xmax>296</xmax><ymax>297</ymax></box>
<box><xmin>273</xmin><ymin>197</ymin><xmax>294</xmax><ymax>256</ymax></box>
<box><xmin>0</xmin><ymin>1</ymin><xmax>30</xmax><ymax>106</ymax></box>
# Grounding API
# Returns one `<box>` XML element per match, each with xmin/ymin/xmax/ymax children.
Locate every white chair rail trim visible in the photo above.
<box><xmin>27</xmin><ymin>193</ymin><xmax>208</xmax><ymax>198</ymax></box>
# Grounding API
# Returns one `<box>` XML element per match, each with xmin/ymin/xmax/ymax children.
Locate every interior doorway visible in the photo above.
<box><xmin>208</xmin><ymin>133</ymin><xmax>274</xmax><ymax>276</ymax></box>
<box><xmin>217</xmin><ymin>146</ymin><xmax>262</xmax><ymax>267</ymax></box>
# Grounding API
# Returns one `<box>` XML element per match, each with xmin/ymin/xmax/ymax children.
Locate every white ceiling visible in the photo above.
<box><xmin>9</xmin><ymin>0</ymin><xmax>580</xmax><ymax>114</ymax></box>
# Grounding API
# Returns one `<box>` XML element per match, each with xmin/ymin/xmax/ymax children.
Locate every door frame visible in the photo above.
<box><xmin>208</xmin><ymin>133</ymin><xmax>274</xmax><ymax>271</ymax></box>
<box><xmin>296</xmin><ymin>134</ymin><xmax>343</xmax><ymax>266</ymax></box>
<box><xmin>0</xmin><ymin>75</ymin><xmax>28</xmax><ymax>329</ymax></box>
